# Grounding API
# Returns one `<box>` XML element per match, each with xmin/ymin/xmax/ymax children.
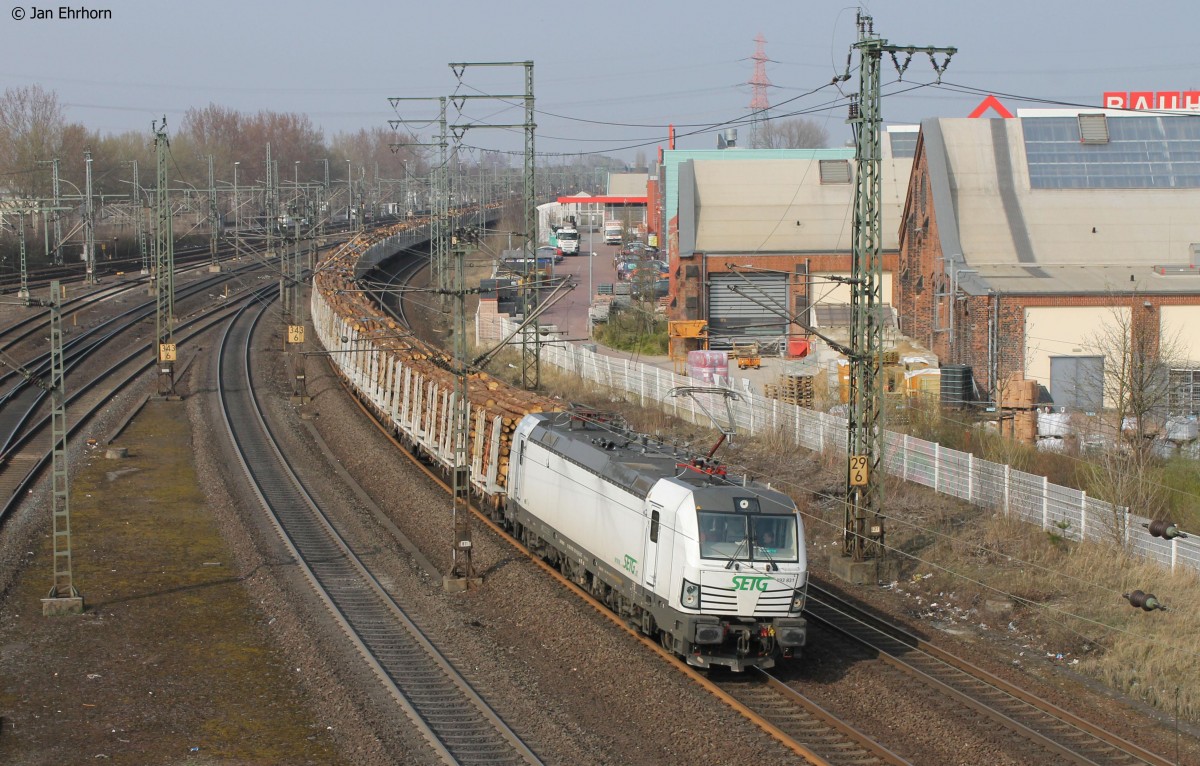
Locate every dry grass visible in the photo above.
<box><xmin>0</xmin><ymin>400</ymin><xmax>347</xmax><ymax>763</ymax></box>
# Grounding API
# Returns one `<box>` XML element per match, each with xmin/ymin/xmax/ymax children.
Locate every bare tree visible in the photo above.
<box><xmin>759</xmin><ymin>117</ymin><xmax>828</xmax><ymax>149</ymax></box>
<box><xmin>1083</xmin><ymin>298</ymin><xmax>1184</xmax><ymax>547</ymax></box>
<box><xmin>0</xmin><ymin>84</ymin><xmax>65</xmax><ymax>197</ymax></box>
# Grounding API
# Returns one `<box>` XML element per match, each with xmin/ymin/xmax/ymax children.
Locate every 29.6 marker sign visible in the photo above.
<box><xmin>849</xmin><ymin>454</ymin><xmax>869</xmax><ymax>486</ymax></box>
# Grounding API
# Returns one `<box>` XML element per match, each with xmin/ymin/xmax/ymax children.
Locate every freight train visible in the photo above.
<box><xmin>311</xmin><ymin>221</ymin><xmax>808</xmax><ymax>671</ymax></box>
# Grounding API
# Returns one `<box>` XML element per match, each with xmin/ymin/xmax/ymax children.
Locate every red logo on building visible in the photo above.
<box><xmin>1103</xmin><ymin>91</ymin><xmax>1200</xmax><ymax>110</ymax></box>
<box><xmin>968</xmin><ymin>95</ymin><xmax>1014</xmax><ymax>119</ymax></box>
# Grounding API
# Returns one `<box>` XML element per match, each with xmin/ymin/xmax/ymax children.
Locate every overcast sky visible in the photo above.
<box><xmin>5</xmin><ymin>0</ymin><xmax>1199</xmax><ymax>161</ymax></box>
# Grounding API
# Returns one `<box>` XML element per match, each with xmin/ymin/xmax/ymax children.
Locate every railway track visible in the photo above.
<box><xmin>0</xmin><ymin>260</ymin><xmax>273</xmax><ymax>458</ymax></box>
<box><xmin>345</xmin><ymin>238</ymin><xmax>1179</xmax><ymax>765</ymax></box>
<box><xmin>805</xmin><ymin>582</ymin><xmax>1173</xmax><ymax>766</ymax></box>
<box><xmin>0</xmin><ymin>278</ymin><xmax>277</xmax><ymax>526</ymax></box>
<box><xmin>216</xmin><ymin>294</ymin><xmax>544</xmax><ymax>766</ymax></box>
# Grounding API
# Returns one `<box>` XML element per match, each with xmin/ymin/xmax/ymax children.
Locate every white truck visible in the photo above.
<box><xmin>603</xmin><ymin>220</ymin><xmax>623</xmax><ymax>246</ymax></box>
<box><xmin>555</xmin><ymin>221</ymin><xmax>581</xmax><ymax>255</ymax></box>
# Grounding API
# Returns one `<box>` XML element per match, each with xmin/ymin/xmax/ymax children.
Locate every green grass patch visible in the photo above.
<box><xmin>594</xmin><ymin>305</ymin><xmax>668</xmax><ymax>355</ymax></box>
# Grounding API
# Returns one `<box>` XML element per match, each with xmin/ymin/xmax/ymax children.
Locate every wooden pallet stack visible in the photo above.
<box><xmin>1000</xmin><ymin>373</ymin><xmax>1039</xmax><ymax>443</ymax></box>
<box><xmin>771</xmin><ymin>372</ymin><xmax>815</xmax><ymax>408</ymax></box>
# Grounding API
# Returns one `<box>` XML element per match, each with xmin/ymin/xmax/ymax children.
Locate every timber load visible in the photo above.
<box><xmin>310</xmin><ymin>216</ymin><xmax>560</xmax><ymax>500</ymax></box>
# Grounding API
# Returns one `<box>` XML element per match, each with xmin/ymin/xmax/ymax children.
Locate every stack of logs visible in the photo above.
<box><xmin>313</xmin><ymin>219</ymin><xmax>561</xmax><ymax>491</ymax></box>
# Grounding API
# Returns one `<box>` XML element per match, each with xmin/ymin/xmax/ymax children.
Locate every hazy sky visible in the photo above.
<box><xmin>5</xmin><ymin>0</ymin><xmax>1199</xmax><ymax>161</ymax></box>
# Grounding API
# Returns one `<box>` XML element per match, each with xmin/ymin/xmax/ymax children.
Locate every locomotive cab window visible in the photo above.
<box><xmin>698</xmin><ymin>512</ymin><xmax>748</xmax><ymax>559</ymax></box>
<box><xmin>698</xmin><ymin>511</ymin><xmax>798</xmax><ymax>562</ymax></box>
<box><xmin>752</xmin><ymin>517</ymin><xmax>799</xmax><ymax>563</ymax></box>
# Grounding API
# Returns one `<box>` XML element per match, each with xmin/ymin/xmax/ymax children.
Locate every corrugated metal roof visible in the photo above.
<box><xmin>928</xmin><ymin>115</ymin><xmax>1200</xmax><ymax>295</ymax></box>
<box><xmin>663</xmin><ymin>148</ymin><xmax>855</xmax><ymax>235</ymax></box>
<box><xmin>689</xmin><ymin>153</ymin><xmax>912</xmax><ymax>253</ymax></box>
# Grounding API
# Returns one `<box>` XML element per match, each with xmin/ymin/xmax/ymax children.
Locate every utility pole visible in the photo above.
<box><xmin>36</xmin><ymin>159</ymin><xmax>64</xmax><ymax>265</ymax></box>
<box><xmin>232</xmin><ymin>161</ymin><xmax>240</xmax><ymax>257</ymax></box>
<box><xmin>321</xmin><ymin>157</ymin><xmax>329</xmax><ymax>238</ymax></box>
<box><xmin>387</xmin><ymin>96</ymin><xmax>449</xmax><ymax>292</ymax></box>
<box><xmin>17</xmin><ymin>204</ymin><xmax>30</xmax><ymax>303</ymax></box>
<box><xmin>447</xmin><ymin>60</ymin><xmax>538</xmax><ymax>388</ymax></box>
<box><xmin>153</xmin><ymin>118</ymin><xmax>177</xmax><ymax>398</ymax></box>
<box><xmin>265</xmin><ymin>143</ymin><xmax>275</xmax><ymax>259</ymax></box>
<box><xmin>84</xmin><ymin>148</ymin><xmax>95</xmax><ymax>284</ymax></box>
<box><xmin>52</xmin><ymin>158</ymin><xmax>63</xmax><ymax>265</ymax></box>
<box><xmin>43</xmin><ymin>279</ymin><xmax>83</xmax><ymax>615</ymax></box>
<box><xmin>444</xmin><ymin>229</ymin><xmax>482</xmax><ymax>592</ymax></box>
<box><xmin>835</xmin><ymin>12</ymin><xmax>954</xmax><ymax>576</ymax></box>
<box><xmin>207</xmin><ymin>154</ymin><xmax>220</xmax><ymax>272</ymax></box>
<box><xmin>132</xmin><ymin>160</ymin><xmax>148</xmax><ymax>275</ymax></box>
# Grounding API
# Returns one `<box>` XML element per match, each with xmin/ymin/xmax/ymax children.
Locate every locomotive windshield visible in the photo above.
<box><xmin>698</xmin><ymin>511</ymin><xmax>799</xmax><ymax>563</ymax></box>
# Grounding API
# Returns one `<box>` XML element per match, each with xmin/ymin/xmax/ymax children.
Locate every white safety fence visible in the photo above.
<box><xmin>501</xmin><ymin>318</ymin><xmax>1200</xmax><ymax>576</ymax></box>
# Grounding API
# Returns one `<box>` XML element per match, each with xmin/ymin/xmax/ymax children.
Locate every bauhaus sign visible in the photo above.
<box><xmin>1103</xmin><ymin>91</ymin><xmax>1200</xmax><ymax>110</ymax></box>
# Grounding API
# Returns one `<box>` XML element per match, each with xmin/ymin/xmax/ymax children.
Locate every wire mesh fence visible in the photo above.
<box><xmin>517</xmin><ymin>323</ymin><xmax>1198</xmax><ymax>575</ymax></box>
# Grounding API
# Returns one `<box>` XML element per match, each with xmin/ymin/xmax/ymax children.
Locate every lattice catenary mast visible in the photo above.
<box><xmin>749</xmin><ymin>34</ymin><xmax>772</xmax><ymax>149</ymax></box>
<box><xmin>838</xmin><ymin>12</ymin><xmax>954</xmax><ymax>567</ymax></box>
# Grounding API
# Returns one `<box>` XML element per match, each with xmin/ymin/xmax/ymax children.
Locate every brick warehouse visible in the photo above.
<box><xmin>895</xmin><ymin>110</ymin><xmax>1200</xmax><ymax>411</ymax></box>
<box><xmin>653</xmin><ymin>133</ymin><xmax>915</xmax><ymax>350</ymax></box>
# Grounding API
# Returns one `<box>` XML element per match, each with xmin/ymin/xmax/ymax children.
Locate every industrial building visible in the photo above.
<box><xmin>895</xmin><ymin>110</ymin><xmax>1200</xmax><ymax>413</ymax></box>
<box><xmin>652</xmin><ymin>130</ymin><xmax>916</xmax><ymax>350</ymax></box>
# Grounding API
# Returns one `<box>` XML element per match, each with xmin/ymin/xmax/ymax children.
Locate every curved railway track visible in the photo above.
<box><xmin>342</xmin><ymin>241</ymin><xmax>1176</xmax><ymax>766</ymax></box>
<box><xmin>0</xmin><ymin>219</ymin><xmax>371</xmax><ymax>296</ymax></box>
<box><xmin>0</xmin><ymin>278</ymin><xmax>279</xmax><ymax>525</ymax></box>
<box><xmin>333</xmin><ymin>245</ymin><xmax>902</xmax><ymax>765</ymax></box>
<box><xmin>216</xmin><ymin>293</ymin><xmax>544</xmax><ymax>766</ymax></box>
<box><xmin>804</xmin><ymin>582</ymin><xmax>1173</xmax><ymax>766</ymax></box>
<box><xmin>0</xmin><ymin>259</ymin><xmax>274</xmax><ymax>459</ymax></box>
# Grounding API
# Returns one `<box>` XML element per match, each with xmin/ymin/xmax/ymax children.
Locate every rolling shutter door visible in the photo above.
<box><xmin>707</xmin><ymin>273</ymin><xmax>788</xmax><ymax>350</ymax></box>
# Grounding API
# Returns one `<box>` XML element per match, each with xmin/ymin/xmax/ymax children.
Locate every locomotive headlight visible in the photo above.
<box><xmin>790</xmin><ymin>589</ymin><xmax>806</xmax><ymax>613</ymax></box>
<box><xmin>681</xmin><ymin>579</ymin><xmax>700</xmax><ymax>608</ymax></box>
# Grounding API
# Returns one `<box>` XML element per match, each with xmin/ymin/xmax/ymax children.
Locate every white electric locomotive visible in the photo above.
<box><xmin>505</xmin><ymin>409</ymin><xmax>808</xmax><ymax>671</ymax></box>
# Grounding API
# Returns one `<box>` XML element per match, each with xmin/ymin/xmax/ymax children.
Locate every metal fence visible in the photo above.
<box><xmin>511</xmin><ymin>320</ymin><xmax>1200</xmax><ymax>575</ymax></box>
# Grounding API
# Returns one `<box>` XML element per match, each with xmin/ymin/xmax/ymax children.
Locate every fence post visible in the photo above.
<box><xmin>1042</xmin><ymin>475</ymin><xmax>1049</xmax><ymax>531</ymax></box>
<box><xmin>1171</xmin><ymin>538</ymin><xmax>1178</xmax><ymax>573</ymax></box>
<box><xmin>1080</xmin><ymin>490</ymin><xmax>1087</xmax><ymax>543</ymax></box>
<box><xmin>933</xmin><ymin>443</ymin><xmax>940</xmax><ymax>492</ymax></box>
<box><xmin>967</xmin><ymin>452</ymin><xmax>974</xmax><ymax>503</ymax></box>
<box><xmin>902</xmin><ymin>434</ymin><xmax>909</xmax><ymax>481</ymax></box>
<box><xmin>1003</xmin><ymin>464</ymin><xmax>1010</xmax><ymax>517</ymax></box>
